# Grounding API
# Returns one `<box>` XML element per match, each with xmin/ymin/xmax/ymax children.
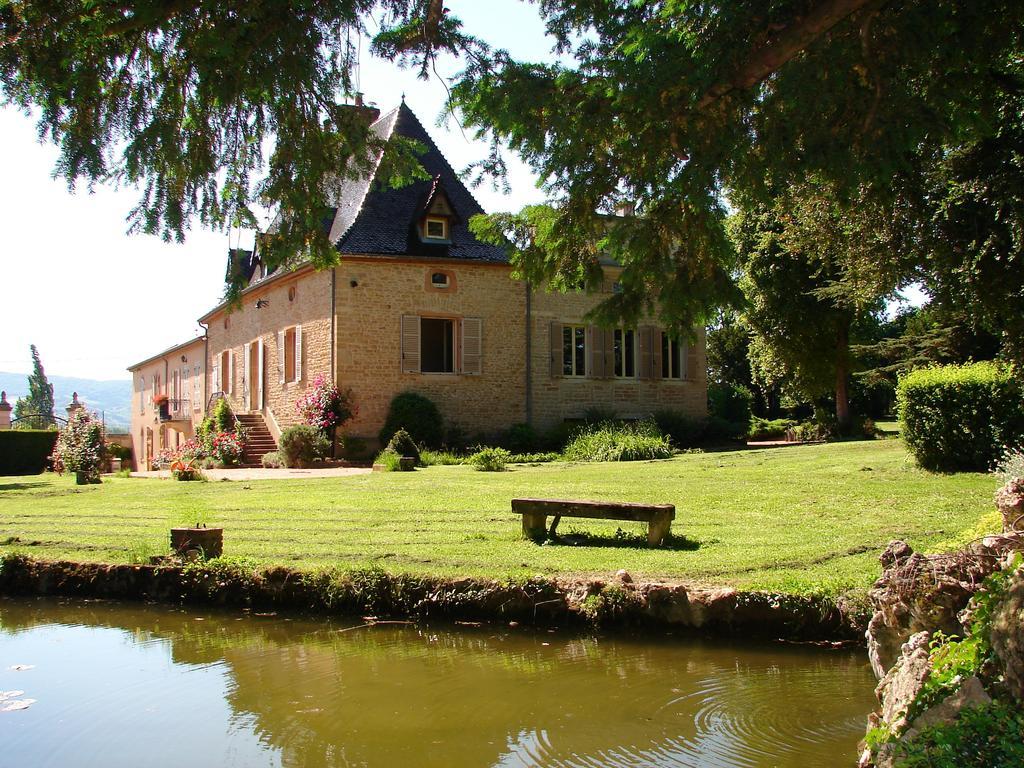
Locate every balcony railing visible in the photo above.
<box><xmin>157</xmin><ymin>398</ymin><xmax>191</xmax><ymax>422</ymax></box>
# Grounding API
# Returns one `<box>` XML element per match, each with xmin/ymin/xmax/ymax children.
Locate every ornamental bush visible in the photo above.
<box><xmin>379</xmin><ymin>391</ymin><xmax>443</xmax><ymax>448</ymax></box>
<box><xmin>385</xmin><ymin>428</ymin><xmax>421</xmax><ymax>466</ymax></box>
<box><xmin>50</xmin><ymin>410</ymin><xmax>105</xmax><ymax>483</ymax></box>
<box><xmin>209</xmin><ymin>431</ymin><xmax>244</xmax><ymax>466</ymax></box>
<box><xmin>898</xmin><ymin>362</ymin><xmax>1024</xmax><ymax>471</ymax></box>
<box><xmin>278</xmin><ymin>425</ymin><xmax>330</xmax><ymax>468</ymax></box>
<box><xmin>708</xmin><ymin>382</ymin><xmax>754</xmax><ymax>425</ymax></box>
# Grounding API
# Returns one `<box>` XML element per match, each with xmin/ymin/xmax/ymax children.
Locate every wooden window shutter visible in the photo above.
<box><xmin>684</xmin><ymin>336</ymin><xmax>700</xmax><ymax>381</ymax></box>
<box><xmin>257</xmin><ymin>338</ymin><xmax>265</xmax><ymax>409</ymax></box>
<box><xmin>227</xmin><ymin>352</ymin><xmax>233</xmax><ymax>395</ymax></box>
<box><xmin>242</xmin><ymin>343</ymin><xmax>251</xmax><ymax>402</ymax></box>
<box><xmin>461</xmin><ymin>317</ymin><xmax>483</xmax><ymax>375</ymax></box>
<box><xmin>549</xmin><ymin>321</ymin><xmax>563</xmax><ymax>377</ymax></box>
<box><xmin>587</xmin><ymin>326</ymin><xmax>605</xmax><ymax>378</ymax></box>
<box><xmin>401</xmin><ymin>315</ymin><xmax>421</xmax><ymax>373</ymax></box>
<box><xmin>213</xmin><ymin>362</ymin><xmax>221</xmax><ymax>395</ymax></box>
<box><xmin>652</xmin><ymin>330</ymin><xmax>663</xmax><ymax>379</ymax></box>
<box><xmin>603</xmin><ymin>328</ymin><xmax>615</xmax><ymax>379</ymax></box>
<box><xmin>638</xmin><ymin>326</ymin><xmax>654</xmax><ymax>380</ymax></box>
<box><xmin>277</xmin><ymin>331</ymin><xmax>286</xmax><ymax>385</ymax></box>
<box><xmin>295</xmin><ymin>325</ymin><xmax>303</xmax><ymax>382</ymax></box>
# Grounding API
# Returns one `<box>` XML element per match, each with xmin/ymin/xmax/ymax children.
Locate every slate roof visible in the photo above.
<box><xmin>328</xmin><ymin>102</ymin><xmax>507</xmax><ymax>263</ymax></box>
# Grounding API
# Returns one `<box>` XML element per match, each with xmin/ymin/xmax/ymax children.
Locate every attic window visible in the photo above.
<box><xmin>431</xmin><ymin>272</ymin><xmax>450</xmax><ymax>288</ymax></box>
<box><xmin>425</xmin><ymin>217</ymin><xmax>448</xmax><ymax>240</ymax></box>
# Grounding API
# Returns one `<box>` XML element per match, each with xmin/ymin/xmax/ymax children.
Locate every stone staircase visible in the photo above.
<box><xmin>235</xmin><ymin>413</ymin><xmax>277</xmax><ymax>465</ymax></box>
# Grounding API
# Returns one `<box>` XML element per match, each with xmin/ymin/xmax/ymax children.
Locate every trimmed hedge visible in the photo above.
<box><xmin>0</xmin><ymin>430</ymin><xmax>58</xmax><ymax>475</ymax></box>
<box><xmin>379</xmin><ymin>391</ymin><xmax>443</xmax><ymax>449</ymax></box>
<box><xmin>897</xmin><ymin>362</ymin><xmax>1024</xmax><ymax>471</ymax></box>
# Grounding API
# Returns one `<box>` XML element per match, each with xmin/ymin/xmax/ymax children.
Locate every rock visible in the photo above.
<box><xmin>989</xmin><ymin>566</ymin><xmax>1024</xmax><ymax>702</ymax></box>
<box><xmin>615</xmin><ymin>569</ymin><xmax>632</xmax><ymax>584</ymax></box>
<box><xmin>995</xmin><ymin>478</ymin><xmax>1024</xmax><ymax>534</ymax></box>
<box><xmin>903</xmin><ymin>676</ymin><xmax>991</xmax><ymax>740</ymax></box>
<box><xmin>875</xmin><ymin>631</ymin><xmax>933</xmax><ymax>734</ymax></box>
<box><xmin>865</xmin><ymin>537</ymin><xmax>1023</xmax><ymax>679</ymax></box>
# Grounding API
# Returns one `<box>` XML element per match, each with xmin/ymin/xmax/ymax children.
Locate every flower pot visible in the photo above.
<box><xmin>170</xmin><ymin>527</ymin><xmax>223</xmax><ymax>559</ymax></box>
<box><xmin>75</xmin><ymin>470</ymin><xmax>100</xmax><ymax>485</ymax></box>
<box><xmin>398</xmin><ymin>456</ymin><xmax>416</xmax><ymax>471</ymax></box>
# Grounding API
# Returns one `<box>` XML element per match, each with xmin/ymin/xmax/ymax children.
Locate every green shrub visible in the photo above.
<box><xmin>748</xmin><ymin>417</ymin><xmax>798</xmax><ymax>441</ymax></box>
<box><xmin>583</xmin><ymin>406</ymin><xmax>617</xmax><ymax>425</ymax></box>
<box><xmin>504</xmin><ymin>422</ymin><xmax>539</xmax><ymax>453</ymax></box>
<box><xmin>539</xmin><ymin>421</ymin><xmax>579</xmax><ymax>452</ymax></box>
<box><xmin>468</xmin><ymin>446</ymin><xmax>511</xmax><ymax>471</ymax></box>
<box><xmin>373</xmin><ymin>447</ymin><xmax>402</xmax><ymax>471</ymax></box>
<box><xmin>419</xmin><ymin>449</ymin><xmax>465</xmax><ymax>466</ymax></box>
<box><xmin>379</xmin><ymin>391</ymin><xmax>443</xmax><ymax>448</ymax></box>
<box><xmin>898</xmin><ymin>362</ymin><xmax>1024</xmax><ymax>471</ymax></box>
<box><xmin>890</xmin><ymin>700</ymin><xmax>1024</xmax><ymax>768</ymax></box>
<box><xmin>278</xmin><ymin>425</ymin><xmax>330</xmax><ymax>468</ymax></box>
<box><xmin>385</xmin><ymin>428</ymin><xmax>421</xmax><ymax>466</ymax></box>
<box><xmin>105</xmin><ymin>442</ymin><xmax>131</xmax><ymax>461</ymax></box>
<box><xmin>507</xmin><ymin>451</ymin><xmax>560</xmax><ymax>464</ymax></box>
<box><xmin>0</xmin><ymin>430</ymin><xmax>58</xmax><ymax>475</ymax></box>
<box><xmin>212</xmin><ymin>398</ymin><xmax>235</xmax><ymax>432</ymax></box>
<box><xmin>652</xmin><ymin>410</ymin><xmax>706</xmax><ymax>448</ymax></box>
<box><xmin>260</xmin><ymin>451</ymin><xmax>283</xmax><ymax>469</ymax></box>
<box><xmin>708</xmin><ymin>382</ymin><xmax>754</xmax><ymax>425</ymax></box>
<box><xmin>563</xmin><ymin>420</ymin><xmax>674</xmax><ymax>462</ymax></box>
<box><xmin>703</xmin><ymin>416</ymin><xmax>747</xmax><ymax>442</ymax></box>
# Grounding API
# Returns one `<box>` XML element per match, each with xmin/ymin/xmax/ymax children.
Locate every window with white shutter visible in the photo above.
<box><xmin>294</xmin><ymin>325</ymin><xmax>303</xmax><ymax>382</ymax></box>
<box><xmin>277</xmin><ymin>330</ymin><xmax>286</xmax><ymax>385</ymax></box>
<box><xmin>461</xmin><ymin>318</ymin><xmax>482</xmax><ymax>375</ymax></box>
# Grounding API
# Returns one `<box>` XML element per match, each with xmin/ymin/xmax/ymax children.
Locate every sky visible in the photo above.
<box><xmin>0</xmin><ymin>1</ymin><xmax>553</xmax><ymax>381</ymax></box>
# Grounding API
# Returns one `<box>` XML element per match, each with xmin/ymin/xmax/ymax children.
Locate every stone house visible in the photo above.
<box><xmin>129</xmin><ymin>101</ymin><xmax>706</xmax><ymax>468</ymax></box>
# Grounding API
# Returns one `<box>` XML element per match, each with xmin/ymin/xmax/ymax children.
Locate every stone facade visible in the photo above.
<box><xmin>127</xmin><ymin>337</ymin><xmax>205</xmax><ymax>470</ymax></box>
<box><xmin>202</xmin><ymin>266</ymin><xmax>333</xmax><ymax>442</ymax></box>
<box><xmin>131</xmin><ymin>260</ymin><xmax>710</xmax><ymax>458</ymax></box>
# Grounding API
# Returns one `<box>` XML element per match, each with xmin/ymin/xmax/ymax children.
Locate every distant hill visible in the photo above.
<box><xmin>0</xmin><ymin>372</ymin><xmax>132</xmax><ymax>432</ymax></box>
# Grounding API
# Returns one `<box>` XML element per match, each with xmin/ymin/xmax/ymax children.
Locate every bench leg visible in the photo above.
<box><xmin>522</xmin><ymin>513</ymin><xmax>548</xmax><ymax>540</ymax></box>
<box><xmin>647</xmin><ymin>516</ymin><xmax>672</xmax><ymax>547</ymax></box>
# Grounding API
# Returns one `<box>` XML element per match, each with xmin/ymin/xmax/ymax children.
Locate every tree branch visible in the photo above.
<box><xmin>696</xmin><ymin>0</ymin><xmax>885</xmax><ymax>111</ymax></box>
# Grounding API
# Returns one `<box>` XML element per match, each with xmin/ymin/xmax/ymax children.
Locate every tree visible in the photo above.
<box><xmin>452</xmin><ymin>1</ymin><xmax>1021</xmax><ymax>329</ymax></box>
<box><xmin>13</xmin><ymin>344</ymin><xmax>55</xmax><ymax>429</ymax></box>
<box><xmin>914</xmin><ymin>78</ymin><xmax>1024</xmax><ymax>362</ymax></box>
<box><xmin>4</xmin><ymin>1</ymin><xmax>1021</xmax><ymax>320</ymax></box>
<box><xmin>731</xmin><ymin>181</ymin><xmax>909</xmax><ymax>429</ymax></box>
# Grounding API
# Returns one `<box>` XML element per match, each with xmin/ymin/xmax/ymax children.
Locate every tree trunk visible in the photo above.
<box><xmin>835</xmin><ymin>320</ymin><xmax>852</xmax><ymax>432</ymax></box>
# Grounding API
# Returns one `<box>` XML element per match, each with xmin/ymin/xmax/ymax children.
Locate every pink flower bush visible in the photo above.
<box><xmin>295</xmin><ymin>375</ymin><xmax>357</xmax><ymax>433</ymax></box>
<box><xmin>51</xmin><ymin>410</ymin><xmax>105</xmax><ymax>482</ymax></box>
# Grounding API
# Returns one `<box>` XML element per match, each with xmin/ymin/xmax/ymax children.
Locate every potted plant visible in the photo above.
<box><xmin>170</xmin><ymin>457</ymin><xmax>203</xmax><ymax>481</ymax></box>
<box><xmin>154</xmin><ymin>393</ymin><xmax>170</xmax><ymax>420</ymax></box>
<box><xmin>295</xmin><ymin>375</ymin><xmax>357</xmax><ymax>458</ymax></box>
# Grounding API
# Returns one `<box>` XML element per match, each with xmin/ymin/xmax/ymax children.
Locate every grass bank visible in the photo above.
<box><xmin>0</xmin><ymin>440</ymin><xmax>998</xmax><ymax>597</ymax></box>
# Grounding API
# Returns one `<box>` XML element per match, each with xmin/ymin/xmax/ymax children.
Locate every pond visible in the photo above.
<box><xmin>0</xmin><ymin>598</ymin><xmax>875</xmax><ymax>767</ymax></box>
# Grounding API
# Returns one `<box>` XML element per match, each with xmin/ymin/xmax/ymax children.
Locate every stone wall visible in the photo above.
<box><xmin>332</xmin><ymin>257</ymin><xmax>528</xmax><ymax>445</ymax></box>
<box><xmin>204</xmin><ymin>266</ymin><xmax>333</xmax><ymax>439</ymax></box>
<box><xmin>529</xmin><ymin>280</ymin><xmax>708</xmax><ymax>430</ymax></box>
<box><xmin>128</xmin><ymin>338</ymin><xmax>205</xmax><ymax>470</ymax></box>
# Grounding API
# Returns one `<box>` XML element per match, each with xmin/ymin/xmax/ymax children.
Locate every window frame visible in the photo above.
<box><xmin>662</xmin><ymin>335</ymin><xmax>683</xmax><ymax>380</ymax></box>
<box><xmin>420</xmin><ymin>316</ymin><xmax>457</xmax><ymax>374</ymax></box>
<box><xmin>562</xmin><ymin>324</ymin><xmax>587</xmax><ymax>378</ymax></box>
<box><xmin>613</xmin><ymin>327</ymin><xmax>638</xmax><ymax>378</ymax></box>
<box><xmin>424</xmin><ymin>216</ymin><xmax>449</xmax><ymax>240</ymax></box>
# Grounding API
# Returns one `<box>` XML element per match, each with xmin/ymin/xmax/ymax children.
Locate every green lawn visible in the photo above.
<box><xmin>0</xmin><ymin>440</ymin><xmax>1000</xmax><ymax>596</ymax></box>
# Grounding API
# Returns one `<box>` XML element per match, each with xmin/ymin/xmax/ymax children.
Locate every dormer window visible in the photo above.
<box><xmin>425</xmin><ymin>217</ymin><xmax>448</xmax><ymax>240</ymax></box>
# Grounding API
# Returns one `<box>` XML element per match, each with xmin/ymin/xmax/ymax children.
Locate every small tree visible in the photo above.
<box><xmin>50</xmin><ymin>409</ymin><xmax>105</xmax><ymax>484</ymax></box>
<box><xmin>13</xmin><ymin>344</ymin><xmax>55</xmax><ymax>429</ymax></box>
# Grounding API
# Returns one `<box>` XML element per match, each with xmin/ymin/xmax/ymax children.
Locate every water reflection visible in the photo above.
<box><xmin>0</xmin><ymin>598</ymin><xmax>874</xmax><ymax>768</ymax></box>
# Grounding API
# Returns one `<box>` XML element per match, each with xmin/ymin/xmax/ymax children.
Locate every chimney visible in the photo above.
<box><xmin>615</xmin><ymin>201</ymin><xmax>636</xmax><ymax>218</ymax></box>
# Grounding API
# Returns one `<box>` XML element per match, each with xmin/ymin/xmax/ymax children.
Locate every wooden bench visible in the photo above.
<box><xmin>511</xmin><ymin>498</ymin><xmax>675</xmax><ymax>547</ymax></box>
